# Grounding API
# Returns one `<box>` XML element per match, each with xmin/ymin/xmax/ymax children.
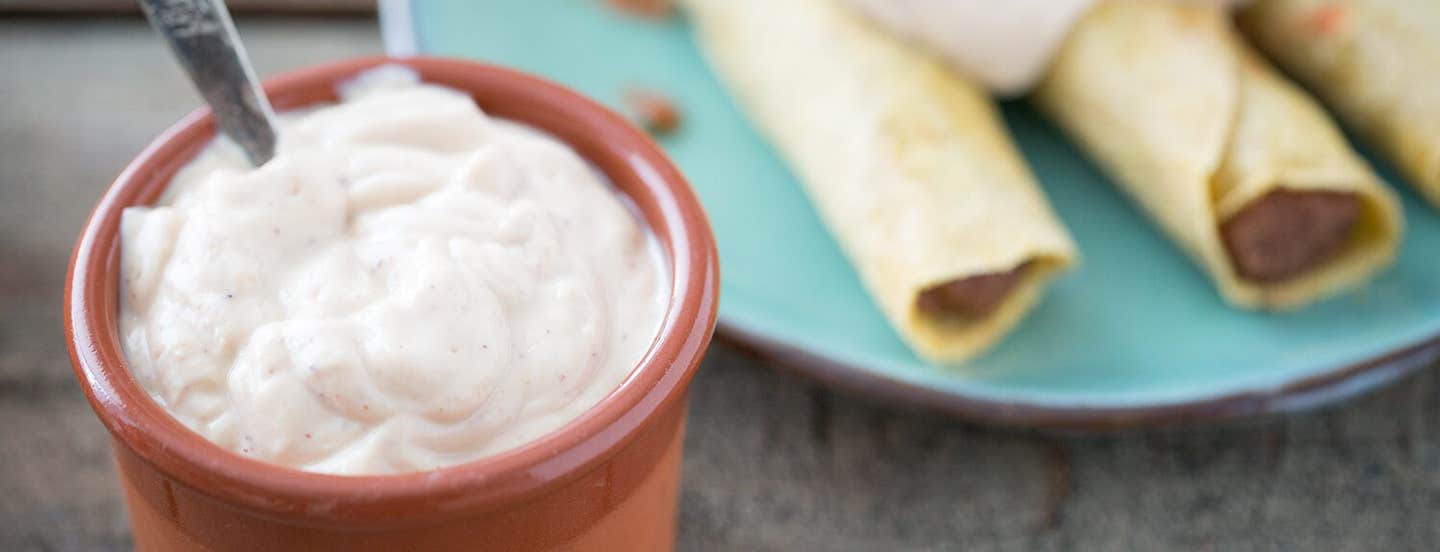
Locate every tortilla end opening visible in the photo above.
<box><xmin>1220</xmin><ymin>188</ymin><xmax>1362</xmax><ymax>284</ymax></box>
<box><xmin>915</xmin><ymin>260</ymin><xmax>1035</xmax><ymax>321</ymax></box>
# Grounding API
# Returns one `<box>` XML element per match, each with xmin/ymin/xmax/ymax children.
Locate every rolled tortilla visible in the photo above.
<box><xmin>1239</xmin><ymin>0</ymin><xmax>1440</xmax><ymax>207</ymax></box>
<box><xmin>682</xmin><ymin>0</ymin><xmax>1078</xmax><ymax>362</ymax></box>
<box><xmin>1035</xmin><ymin>0</ymin><xmax>1402</xmax><ymax>309</ymax></box>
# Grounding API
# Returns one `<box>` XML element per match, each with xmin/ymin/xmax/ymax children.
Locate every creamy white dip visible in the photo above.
<box><xmin>119</xmin><ymin>68</ymin><xmax>668</xmax><ymax>475</ymax></box>
<box><xmin>845</xmin><ymin>0</ymin><xmax>1248</xmax><ymax>96</ymax></box>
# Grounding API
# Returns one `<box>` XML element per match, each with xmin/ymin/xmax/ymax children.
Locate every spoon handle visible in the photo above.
<box><xmin>139</xmin><ymin>0</ymin><xmax>278</xmax><ymax>166</ymax></box>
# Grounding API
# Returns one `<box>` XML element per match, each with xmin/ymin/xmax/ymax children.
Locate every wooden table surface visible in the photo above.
<box><xmin>3</xmin><ymin>15</ymin><xmax>1439</xmax><ymax>552</ymax></box>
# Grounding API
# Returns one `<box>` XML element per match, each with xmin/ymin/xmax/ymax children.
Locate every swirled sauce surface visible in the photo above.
<box><xmin>119</xmin><ymin>69</ymin><xmax>667</xmax><ymax>475</ymax></box>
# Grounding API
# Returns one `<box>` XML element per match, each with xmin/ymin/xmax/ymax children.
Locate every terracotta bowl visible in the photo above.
<box><xmin>65</xmin><ymin>56</ymin><xmax>719</xmax><ymax>551</ymax></box>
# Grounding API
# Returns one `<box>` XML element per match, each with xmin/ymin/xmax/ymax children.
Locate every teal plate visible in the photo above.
<box><xmin>382</xmin><ymin>0</ymin><xmax>1440</xmax><ymax>428</ymax></box>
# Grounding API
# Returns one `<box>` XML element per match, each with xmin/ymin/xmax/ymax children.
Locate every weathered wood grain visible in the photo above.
<box><xmin>0</xmin><ymin>1</ymin><xmax>373</xmax><ymax>14</ymax></box>
<box><xmin>1</xmin><ymin>16</ymin><xmax>1437</xmax><ymax>552</ymax></box>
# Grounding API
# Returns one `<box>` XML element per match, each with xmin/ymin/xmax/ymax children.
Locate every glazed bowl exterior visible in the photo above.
<box><xmin>65</xmin><ymin>56</ymin><xmax>719</xmax><ymax>551</ymax></box>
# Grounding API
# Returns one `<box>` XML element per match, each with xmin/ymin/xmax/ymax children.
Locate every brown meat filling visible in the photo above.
<box><xmin>1220</xmin><ymin>189</ymin><xmax>1361</xmax><ymax>283</ymax></box>
<box><xmin>916</xmin><ymin>262</ymin><xmax>1031</xmax><ymax>320</ymax></box>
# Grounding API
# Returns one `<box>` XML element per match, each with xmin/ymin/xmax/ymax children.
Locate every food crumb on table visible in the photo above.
<box><xmin>624</xmin><ymin>87</ymin><xmax>682</xmax><ymax>135</ymax></box>
<box><xmin>604</xmin><ymin>0</ymin><xmax>674</xmax><ymax>20</ymax></box>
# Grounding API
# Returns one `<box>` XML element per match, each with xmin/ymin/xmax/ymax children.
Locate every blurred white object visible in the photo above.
<box><xmin>844</xmin><ymin>0</ymin><xmax>1250</xmax><ymax>96</ymax></box>
<box><xmin>845</xmin><ymin>0</ymin><xmax>1098</xmax><ymax>96</ymax></box>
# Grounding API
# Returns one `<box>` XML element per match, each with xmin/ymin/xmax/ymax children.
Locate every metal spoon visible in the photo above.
<box><xmin>139</xmin><ymin>0</ymin><xmax>278</xmax><ymax>166</ymax></box>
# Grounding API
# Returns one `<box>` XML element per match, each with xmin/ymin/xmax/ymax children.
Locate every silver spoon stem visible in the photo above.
<box><xmin>139</xmin><ymin>0</ymin><xmax>278</xmax><ymax>166</ymax></box>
